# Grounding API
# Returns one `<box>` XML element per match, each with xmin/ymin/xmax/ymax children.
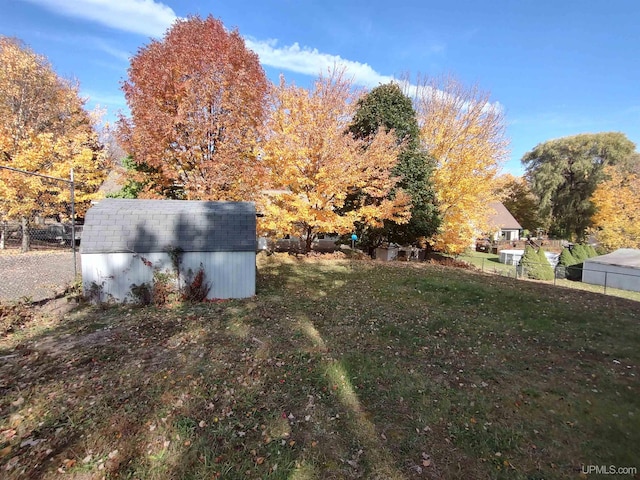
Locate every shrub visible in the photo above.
<box><xmin>181</xmin><ymin>265</ymin><xmax>211</xmax><ymax>302</ymax></box>
<box><xmin>557</xmin><ymin>247</ymin><xmax>576</xmax><ymax>280</ymax></box>
<box><xmin>536</xmin><ymin>247</ymin><xmax>555</xmax><ymax>280</ymax></box>
<box><xmin>559</xmin><ymin>247</ymin><xmax>576</xmax><ymax>266</ymax></box>
<box><xmin>571</xmin><ymin>244</ymin><xmax>588</xmax><ymax>263</ymax></box>
<box><xmin>585</xmin><ymin>244</ymin><xmax>598</xmax><ymax>258</ymax></box>
<box><xmin>129</xmin><ymin>282</ymin><xmax>153</xmax><ymax>306</ymax></box>
<box><xmin>519</xmin><ymin>245</ymin><xmax>554</xmax><ymax>281</ymax></box>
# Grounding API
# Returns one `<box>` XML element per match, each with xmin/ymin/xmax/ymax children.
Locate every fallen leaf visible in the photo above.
<box><xmin>0</xmin><ymin>446</ymin><xmax>12</xmax><ymax>458</ymax></box>
<box><xmin>256</xmin><ymin>456</ymin><xmax>265</xmax><ymax>465</ymax></box>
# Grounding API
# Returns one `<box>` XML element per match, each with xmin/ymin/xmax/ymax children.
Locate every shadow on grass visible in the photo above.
<box><xmin>1</xmin><ymin>254</ymin><xmax>640</xmax><ymax>479</ymax></box>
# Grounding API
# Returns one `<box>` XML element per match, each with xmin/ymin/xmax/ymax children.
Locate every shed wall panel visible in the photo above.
<box><xmin>582</xmin><ymin>261</ymin><xmax>640</xmax><ymax>292</ymax></box>
<box><xmin>82</xmin><ymin>252</ymin><xmax>255</xmax><ymax>301</ymax></box>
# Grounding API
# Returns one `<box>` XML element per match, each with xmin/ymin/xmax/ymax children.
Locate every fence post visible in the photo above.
<box><xmin>604</xmin><ymin>271</ymin><xmax>607</xmax><ymax>295</ymax></box>
<box><xmin>70</xmin><ymin>168</ymin><xmax>77</xmax><ymax>278</ymax></box>
<box><xmin>482</xmin><ymin>258</ymin><xmax>485</xmax><ymax>272</ymax></box>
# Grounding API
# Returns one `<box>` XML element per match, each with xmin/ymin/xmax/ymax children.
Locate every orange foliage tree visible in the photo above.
<box><xmin>259</xmin><ymin>71</ymin><xmax>411</xmax><ymax>253</ymax></box>
<box><xmin>411</xmin><ymin>76</ymin><xmax>508</xmax><ymax>254</ymax></box>
<box><xmin>118</xmin><ymin>15</ymin><xmax>268</xmax><ymax>201</ymax></box>
<box><xmin>590</xmin><ymin>165</ymin><xmax>640</xmax><ymax>251</ymax></box>
<box><xmin>0</xmin><ymin>37</ymin><xmax>108</xmax><ymax>250</ymax></box>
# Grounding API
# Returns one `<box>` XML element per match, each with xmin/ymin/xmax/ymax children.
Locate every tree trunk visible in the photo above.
<box><xmin>21</xmin><ymin>216</ymin><xmax>30</xmax><ymax>253</ymax></box>
<box><xmin>304</xmin><ymin>226</ymin><xmax>314</xmax><ymax>254</ymax></box>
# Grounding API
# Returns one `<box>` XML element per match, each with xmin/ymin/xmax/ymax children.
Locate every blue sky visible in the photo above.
<box><xmin>2</xmin><ymin>0</ymin><xmax>639</xmax><ymax>175</ymax></box>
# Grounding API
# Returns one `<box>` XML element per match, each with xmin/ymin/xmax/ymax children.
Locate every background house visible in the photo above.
<box><xmin>487</xmin><ymin>201</ymin><xmax>522</xmax><ymax>241</ymax></box>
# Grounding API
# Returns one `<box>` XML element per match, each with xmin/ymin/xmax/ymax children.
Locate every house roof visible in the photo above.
<box><xmin>81</xmin><ymin>199</ymin><xmax>256</xmax><ymax>254</ymax></box>
<box><xmin>584</xmin><ymin>248</ymin><xmax>640</xmax><ymax>268</ymax></box>
<box><xmin>487</xmin><ymin>201</ymin><xmax>522</xmax><ymax>230</ymax></box>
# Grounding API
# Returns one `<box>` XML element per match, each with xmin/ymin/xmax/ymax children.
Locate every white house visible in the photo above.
<box><xmin>487</xmin><ymin>201</ymin><xmax>522</xmax><ymax>241</ymax></box>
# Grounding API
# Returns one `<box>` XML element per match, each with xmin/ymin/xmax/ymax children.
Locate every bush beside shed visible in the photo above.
<box><xmin>80</xmin><ymin>199</ymin><xmax>256</xmax><ymax>302</ymax></box>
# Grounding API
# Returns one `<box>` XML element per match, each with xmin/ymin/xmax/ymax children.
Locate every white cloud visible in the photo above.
<box><xmin>24</xmin><ymin>0</ymin><xmax>406</xmax><ymax>90</ymax></box>
<box><xmin>91</xmin><ymin>39</ymin><xmax>131</xmax><ymax>62</ymax></box>
<box><xmin>23</xmin><ymin>0</ymin><xmax>177</xmax><ymax>38</ymax></box>
<box><xmin>245</xmin><ymin>38</ymin><xmax>393</xmax><ymax>88</ymax></box>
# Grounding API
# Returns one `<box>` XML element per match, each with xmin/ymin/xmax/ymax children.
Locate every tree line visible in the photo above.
<box><xmin>2</xmin><ymin>15</ymin><xmax>638</xmax><ymax>254</ymax></box>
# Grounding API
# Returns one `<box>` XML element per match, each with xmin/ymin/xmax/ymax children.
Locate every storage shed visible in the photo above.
<box><xmin>81</xmin><ymin>199</ymin><xmax>256</xmax><ymax>301</ymax></box>
<box><xmin>582</xmin><ymin>248</ymin><xmax>640</xmax><ymax>293</ymax></box>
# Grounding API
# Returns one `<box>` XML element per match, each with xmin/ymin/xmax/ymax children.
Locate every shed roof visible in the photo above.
<box><xmin>584</xmin><ymin>248</ymin><xmax>640</xmax><ymax>269</ymax></box>
<box><xmin>487</xmin><ymin>201</ymin><xmax>522</xmax><ymax>230</ymax></box>
<box><xmin>81</xmin><ymin>199</ymin><xmax>256</xmax><ymax>254</ymax></box>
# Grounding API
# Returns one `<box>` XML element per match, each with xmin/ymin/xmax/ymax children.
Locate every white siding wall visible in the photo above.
<box><xmin>582</xmin><ymin>262</ymin><xmax>640</xmax><ymax>293</ymax></box>
<box><xmin>82</xmin><ymin>251</ymin><xmax>255</xmax><ymax>302</ymax></box>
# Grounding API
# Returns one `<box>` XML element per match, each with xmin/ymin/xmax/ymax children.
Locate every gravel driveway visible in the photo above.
<box><xmin>0</xmin><ymin>250</ymin><xmax>80</xmax><ymax>302</ymax></box>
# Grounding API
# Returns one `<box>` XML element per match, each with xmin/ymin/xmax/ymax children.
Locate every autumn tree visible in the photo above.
<box><xmin>522</xmin><ymin>132</ymin><xmax>637</xmax><ymax>240</ymax></box>
<box><xmin>590</xmin><ymin>165</ymin><xmax>640</xmax><ymax>251</ymax></box>
<box><xmin>118</xmin><ymin>15</ymin><xmax>268</xmax><ymax>201</ymax></box>
<box><xmin>410</xmin><ymin>75</ymin><xmax>509</xmax><ymax>254</ymax></box>
<box><xmin>493</xmin><ymin>174</ymin><xmax>545</xmax><ymax>233</ymax></box>
<box><xmin>259</xmin><ymin>71</ymin><xmax>411</xmax><ymax>253</ymax></box>
<box><xmin>0</xmin><ymin>37</ymin><xmax>108</xmax><ymax>251</ymax></box>
<box><xmin>346</xmin><ymin>82</ymin><xmax>439</xmax><ymax>249</ymax></box>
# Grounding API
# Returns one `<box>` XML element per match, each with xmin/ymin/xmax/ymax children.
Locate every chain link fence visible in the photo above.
<box><xmin>470</xmin><ymin>256</ymin><xmax>640</xmax><ymax>298</ymax></box>
<box><xmin>0</xmin><ymin>166</ymin><xmax>80</xmax><ymax>302</ymax></box>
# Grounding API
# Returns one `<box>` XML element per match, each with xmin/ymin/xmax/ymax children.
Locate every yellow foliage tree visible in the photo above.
<box><xmin>590</xmin><ymin>166</ymin><xmax>640</xmax><ymax>251</ymax></box>
<box><xmin>0</xmin><ymin>37</ymin><xmax>107</xmax><ymax>251</ymax></box>
<box><xmin>411</xmin><ymin>76</ymin><xmax>509</xmax><ymax>254</ymax></box>
<box><xmin>259</xmin><ymin>71</ymin><xmax>411</xmax><ymax>253</ymax></box>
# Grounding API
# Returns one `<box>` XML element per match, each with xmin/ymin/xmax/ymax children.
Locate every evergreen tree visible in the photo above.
<box><xmin>520</xmin><ymin>245</ymin><xmax>553</xmax><ymax>281</ymax></box>
<box><xmin>571</xmin><ymin>244</ymin><xmax>589</xmax><ymax>263</ymax></box>
<box><xmin>347</xmin><ymin>82</ymin><xmax>440</xmax><ymax>250</ymax></box>
<box><xmin>585</xmin><ymin>244</ymin><xmax>598</xmax><ymax>258</ymax></box>
<box><xmin>567</xmin><ymin>244</ymin><xmax>588</xmax><ymax>281</ymax></box>
<box><xmin>536</xmin><ymin>247</ymin><xmax>555</xmax><ymax>281</ymax></box>
<box><xmin>557</xmin><ymin>247</ymin><xmax>576</xmax><ymax>280</ymax></box>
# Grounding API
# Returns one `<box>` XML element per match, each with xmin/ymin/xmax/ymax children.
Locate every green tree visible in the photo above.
<box><xmin>571</xmin><ymin>244</ymin><xmax>588</xmax><ymax>263</ymax></box>
<box><xmin>559</xmin><ymin>247</ymin><xmax>576</xmax><ymax>267</ymax></box>
<box><xmin>585</xmin><ymin>244</ymin><xmax>598</xmax><ymax>258</ymax></box>
<box><xmin>346</xmin><ymin>82</ymin><xmax>439</xmax><ymax>249</ymax></box>
<box><xmin>520</xmin><ymin>245</ymin><xmax>553</xmax><ymax>281</ymax></box>
<box><xmin>536</xmin><ymin>247</ymin><xmax>555</xmax><ymax>281</ymax></box>
<box><xmin>556</xmin><ymin>247</ymin><xmax>576</xmax><ymax>280</ymax></box>
<box><xmin>522</xmin><ymin>132</ymin><xmax>637</xmax><ymax>240</ymax></box>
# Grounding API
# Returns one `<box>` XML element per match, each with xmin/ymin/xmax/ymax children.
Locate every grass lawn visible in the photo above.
<box><xmin>1</xmin><ymin>254</ymin><xmax>639</xmax><ymax>479</ymax></box>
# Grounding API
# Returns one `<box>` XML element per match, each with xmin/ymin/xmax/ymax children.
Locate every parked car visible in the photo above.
<box><xmin>475</xmin><ymin>237</ymin><xmax>492</xmax><ymax>252</ymax></box>
<box><xmin>32</xmin><ymin>224</ymin><xmax>82</xmax><ymax>246</ymax></box>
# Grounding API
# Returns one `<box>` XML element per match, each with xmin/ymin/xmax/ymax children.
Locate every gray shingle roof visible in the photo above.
<box><xmin>585</xmin><ymin>248</ymin><xmax>640</xmax><ymax>268</ymax></box>
<box><xmin>81</xmin><ymin>199</ymin><xmax>256</xmax><ymax>254</ymax></box>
